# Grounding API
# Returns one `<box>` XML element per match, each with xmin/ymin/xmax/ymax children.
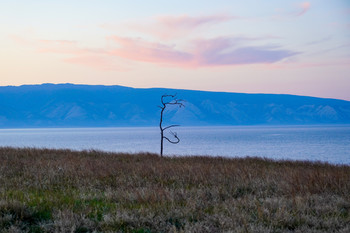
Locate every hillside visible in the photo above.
<box><xmin>1</xmin><ymin>83</ymin><xmax>350</xmax><ymax>127</ymax></box>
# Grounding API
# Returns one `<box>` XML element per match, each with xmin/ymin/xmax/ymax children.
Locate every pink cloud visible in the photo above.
<box><xmin>38</xmin><ymin>42</ymin><xmax>126</xmax><ymax>71</ymax></box>
<box><xmin>108</xmin><ymin>36</ymin><xmax>298</xmax><ymax>68</ymax></box>
<box><xmin>11</xmin><ymin>34</ymin><xmax>298</xmax><ymax>70</ymax></box>
<box><xmin>296</xmin><ymin>2</ymin><xmax>311</xmax><ymax>16</ymax></box>
<box><xmin>103</xmin><ymin>14</ymin><xmax>236</xmax><ymax>40</ymax></box>
<box><xmin>10</xmin><ymin>36</ymin><xmax>126</xmax><ymax>71</ymax></box>
<box><xmin>108</xmin><ymin>36</ymin><xmax>193</xmax><ymax>65</ymax></box>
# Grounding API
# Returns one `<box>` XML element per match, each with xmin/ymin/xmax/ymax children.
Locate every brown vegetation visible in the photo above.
<box><xmin>0</xmin><ymin>147</ymin><xmax>349</xmax><ymax>232</ymax></box>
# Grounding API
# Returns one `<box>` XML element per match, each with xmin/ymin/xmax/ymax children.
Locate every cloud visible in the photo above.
<box><xmin>296</xmin><ymin>2</ymin><xmax>311</xmax><ymax>16</ymax></box>
<box><xmin>305</xmin><ymin>36</ymin><xmax>332</xmax><ymax>46</ymax></box>
<box><xmin>10</xmin><ymin>34</ymin><xmax>298</xmax><ymax>69</ymax></box>
<box><xmin>192</xmin><ymin>37</ymin><xmax>298</xmax><ymax>67</ymax></box>
<box><xmin>266</xmin><ymin>59</ymin><xmax>350</xmax><ymax>70</ymax></box>
<box><xmin>10</xmin><ymin>35</ymin><xmax>127</xmax><ymax>71</ymax></box>
<box><xmin>108</xmin><ymin>36</ymin><xmax>193</xmax><ymax>65</ymax></box>
<box><xmin>102</xmin><ymin>14</ymin><xmax>236</xmax><ymax>40</ymax></box>
<box><xmin>273</xmin><ymin>2</ymin><xmax>311</xmax><ymax>19</ymax></box>
<box><xmin>36</xmin><ymin>40</ymin><xmax>126</xmax><ymax>70</ymax></box>
<box><xmin>155</xmin><ymin>14</ymin><xmax>235</xmax><ymax>29</ymax></box>
<box><xmin>108</xmin><ymin>36</ymin><xmax>298</xmax><ymax>68</ymax></box>
<box><xmin>306</xmin><ymin>42</ymin><xmax>350</xmax><ymax>57</ymax></box>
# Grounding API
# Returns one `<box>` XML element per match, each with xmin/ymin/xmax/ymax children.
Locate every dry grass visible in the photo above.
<box><xmin>0</xmin><ymin>147</ymin><xmax>349</xmax><ymax>232</ymax></box>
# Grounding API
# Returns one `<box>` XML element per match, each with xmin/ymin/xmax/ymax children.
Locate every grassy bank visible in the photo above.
<box><xmin>0</xmin><ymin>147</ymin><xmax>349</xmax><ymax>232</ymax></box>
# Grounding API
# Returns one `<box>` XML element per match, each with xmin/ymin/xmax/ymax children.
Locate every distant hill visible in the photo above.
<box><xmin>0</xmin><ymin>83</ymin><xmax>350</xmax><ymax>128</ymax></box>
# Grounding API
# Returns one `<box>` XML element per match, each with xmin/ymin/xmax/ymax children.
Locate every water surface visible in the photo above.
<box><xmin>0</xmin><ymin>125</ymin><xmax>349</xmax><ymax>164</ymax></box>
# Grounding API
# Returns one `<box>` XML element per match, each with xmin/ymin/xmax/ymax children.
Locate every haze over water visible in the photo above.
<box><xmin>0</xmin><ymin>125</ymin><xmax>349</xmax><ymax>165</ymax></box>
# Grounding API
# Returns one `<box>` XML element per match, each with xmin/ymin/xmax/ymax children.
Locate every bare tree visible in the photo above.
<box><xmin>159</xmin><ymin>94</ymin><xmax>185</xmax><ymax>157</ymax></box>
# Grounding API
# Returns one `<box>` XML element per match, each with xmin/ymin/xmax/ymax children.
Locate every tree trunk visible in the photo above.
<box><xmin>160</xmin><ymin>107</ymin><xmax>164</xmax><ymax>157</ymax></box>
<box><xmin>160</xmin><ymin>129</ymin><xmax>164</xmax><ymax>157</ymax></box>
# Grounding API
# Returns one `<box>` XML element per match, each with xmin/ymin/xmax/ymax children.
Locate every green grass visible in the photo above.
<box><xmin>0</xmin><ymin>147</ymin><xmax>349</xmax><ymax>232</ymax></box>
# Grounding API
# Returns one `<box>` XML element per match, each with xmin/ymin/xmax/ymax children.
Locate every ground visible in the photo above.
<box><xmin>0</xmin><ymin>147</ymin><xmax>349</xmax><ymax>232</ymax></box>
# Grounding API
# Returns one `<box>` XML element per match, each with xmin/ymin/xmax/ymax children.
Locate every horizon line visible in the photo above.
<box><xmin>1</xmin><ymin>82</ymin><xmax>349</xmax><ymax>102</ymax></box>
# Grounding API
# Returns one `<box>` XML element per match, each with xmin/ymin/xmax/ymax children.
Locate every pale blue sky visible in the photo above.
<box><xmin>1</xmin><ymin>0</ymin><xmax>349</xmax><ymax>100</ymax></box>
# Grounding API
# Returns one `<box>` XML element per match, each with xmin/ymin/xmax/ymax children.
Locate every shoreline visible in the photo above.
<box><xmin>1</xmin><ymin>145</ymin><xmax>349</xmax><ymax>166</ymax></box>
<box><xmin>1</xmin><ymin>145</ymin><xmax>350</xmax><ymax>164</ymax></box>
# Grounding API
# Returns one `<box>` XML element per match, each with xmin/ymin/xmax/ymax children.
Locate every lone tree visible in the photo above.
<box><xmin>159</xmin><ymin>94</ymin><xmax>185</xmax><ymax>157</ymax></box>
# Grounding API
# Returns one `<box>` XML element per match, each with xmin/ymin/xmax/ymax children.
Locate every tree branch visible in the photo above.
<box><xmin>163</xmin><ymin>135</ymin><xmax>180</xmax><ymax>144</ymax></box>
<box><xmin>161</xmin><ymin>94</ymin><xmax>185</xmax><ymax>108</ymax></box>
<box><xmin>163</xmin><ymin>124</ymin><xmax>180</xmax><ymax>131</ymax></box>
<box><xmin>164</xmin><ymin>101</ymin><xmax>185</xmax><ymax>107</ymax></box>
<box><xmin>161</xmin><ymin>94</ymin><xmax>176</xmax><ymax>105</ymax></box>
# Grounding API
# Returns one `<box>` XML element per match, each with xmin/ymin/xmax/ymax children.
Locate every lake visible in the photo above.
<box><xmin>0</xmin><ymin>125</ymin><xmax>349</xmax><ymax>164</ymax></box>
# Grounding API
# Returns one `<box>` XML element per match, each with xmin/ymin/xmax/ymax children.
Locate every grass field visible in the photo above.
<box><xmin>0</xmin><ymin>147</ymin><xmax>349</xmax><ymax>232</ymax></box>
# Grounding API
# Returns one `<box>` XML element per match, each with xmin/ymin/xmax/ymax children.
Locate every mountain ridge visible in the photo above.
<box><xmin>1</xmin><ymin>83</ymin><xmax>350</xmax><ymax>128</ymax></box>
<box><xmin>5</xmin><ymin>83</ymin><xmax>350</xmax><ymax>102</ymax></box>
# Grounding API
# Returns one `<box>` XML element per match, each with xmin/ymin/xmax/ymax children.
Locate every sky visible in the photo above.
<box><xmin>1</xmin><ymin>0</ymin><xmax>350</xmax><ymax>100</ymax></box>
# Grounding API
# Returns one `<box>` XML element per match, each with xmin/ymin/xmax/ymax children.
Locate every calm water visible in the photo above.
<box><xmin>0</xmin><ymin>126</ymin><xmax>349</xmax><ymax>164</ymax></box>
